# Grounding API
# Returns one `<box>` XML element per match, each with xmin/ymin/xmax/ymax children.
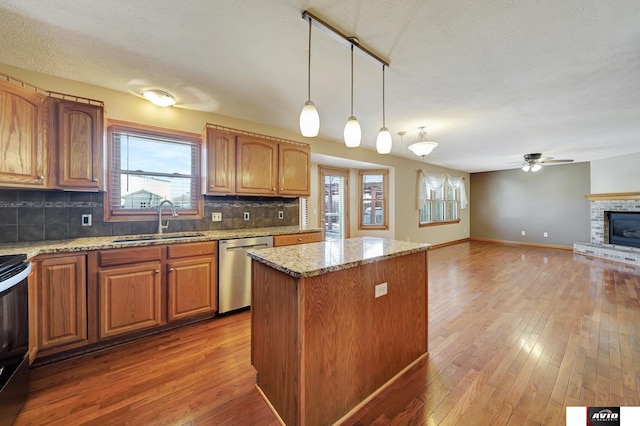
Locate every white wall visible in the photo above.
<box><xmin>591</xmin><ymin>152</ymin><xmax>640</xmax><ymax>193</ymax></box>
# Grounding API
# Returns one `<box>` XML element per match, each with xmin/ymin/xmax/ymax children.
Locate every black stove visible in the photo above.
<box><xmin>0</xmin><ymin>254</ymin><xmax>28</xmax><ymax>284</ymax></box>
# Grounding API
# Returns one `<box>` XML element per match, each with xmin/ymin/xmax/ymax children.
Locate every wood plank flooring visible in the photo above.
<box><xmin>14</xmin><ymin>241</ymin><xmax>640</xmax><ymax>425</ymax></box>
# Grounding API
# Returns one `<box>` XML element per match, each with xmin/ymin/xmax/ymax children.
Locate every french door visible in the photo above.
<box><xmin>318</xmin><ymin>166</ymin><xmax>349</xmax><ymax>240</ymax></box>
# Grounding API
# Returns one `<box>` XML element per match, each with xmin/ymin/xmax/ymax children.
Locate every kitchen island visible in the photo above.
<box><xmin>248</xmin><ymin>237</ymin><xmax>430</xmax><ymax>425</ymax></box>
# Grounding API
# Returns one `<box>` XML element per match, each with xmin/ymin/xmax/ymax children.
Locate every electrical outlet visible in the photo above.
<box><xmin>278</xmin><ymin>211</ymin><xmax>284</xmax><ymax>220</ymax></box>
<box><xmin>375</xmin><ymin>282</ymin><xmax>388</xmax><ymax>298</ymax></box>
<box><xmin>521</xmin><ymin>230</ymin><xmax>526</xmax><ymax>236</ymax></box>
<box><xmin>543</xmin><ymin>232</ymin><xmax>548</xmax><ymax>238</ymax></box>
<box><xmin>81</xmin><ymin>214</ymin><xmax>92</xmax><ymax>227</ymax></box>
<box><xmin>211</xmin><ymin>212</ymin><xmax>222</xmax><ymax>222</ymax></box>
<box><xmin>243</xmin><ymin>212</ymin><xmax>250</xmax><ymax>221</ymax></box>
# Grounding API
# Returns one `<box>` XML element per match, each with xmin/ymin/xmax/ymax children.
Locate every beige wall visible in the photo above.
<box><xmin>590</xmin><ymin>152</ymin><xmax>640</xmax><ymax>194</ymax></box>
<box><xmin>1</xmin><ymin>63</ymin><xmax>470</xmax><ymax>246</ymax></box>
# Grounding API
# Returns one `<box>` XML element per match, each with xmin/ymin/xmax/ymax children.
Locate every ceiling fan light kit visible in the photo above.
<box><xmin>520</xmin><ymin>152</ymin><xmax>574</xmax><ymax>172</ymax></box>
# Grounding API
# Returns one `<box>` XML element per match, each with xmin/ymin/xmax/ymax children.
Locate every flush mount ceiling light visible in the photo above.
<box><xmin>299</xmin><ymin>17</ymin><xmax>319</xmax><ymax>137</ymax></box>
<box><xmin>300</xmin><ymin>11</ymin><xmax>390</xmax><ymax>148</ymax></box>
<box><xmin>408</xmin><ymin>127</ymin><xmax>438</xmax><ymax>158</ymax></box>
<box><xmin>376</xmin><ymin>65</ymin><xmax>392</xmax><ymax>154</ymax></box>
<box><xmin>142</xmin><ymin>89</ymin><xmax>176</xmax><ymax>107</ymax></box>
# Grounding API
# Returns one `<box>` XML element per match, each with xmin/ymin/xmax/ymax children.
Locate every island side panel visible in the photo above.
<box><xmin>301</xmin><ymin>251</ymin><xmax>428</xmax><ymax>425</ymax></box>
<box><xmin>251</xmin><ymin>260</ymin><xmax>301</xmax><ymax>425</ymax></box>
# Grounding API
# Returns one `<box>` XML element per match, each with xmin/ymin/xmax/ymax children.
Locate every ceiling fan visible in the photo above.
<box><xmin>521</xmin><ymin>153</ymin><xmax>574</xmax><ymax>172</ymax></box>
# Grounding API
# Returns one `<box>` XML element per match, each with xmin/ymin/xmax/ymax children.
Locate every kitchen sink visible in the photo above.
<box><xmin>112</xmin><ymin>233</ymin><xmax>205</xmax><ymax>243</ymax></box>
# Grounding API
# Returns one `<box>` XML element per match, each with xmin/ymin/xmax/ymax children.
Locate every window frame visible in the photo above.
<box><xmin>419</xmin><ymin>177</ymin><xmax>461</xmax><ymax>227</ymax></box>
<box><xmin>358</xmin><ymin>169</ymin><xmax>389</xmax><ymax>230</ymax></box>
<box><xmin>104</xmin><ymin>120</ymin><xmax>203</xmax><ymax>222</ymax></box>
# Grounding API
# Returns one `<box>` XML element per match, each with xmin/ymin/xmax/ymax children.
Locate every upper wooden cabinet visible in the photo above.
<box><xmin>279</xmin><ymin>143</ymin><xmax>310</xmax><ymax>196</ymax></box>
<box><xmin>203</xmin><ymin>125</ymin><xmax>311</xmax><ymax>197</ymax></box>
<box><xmin>0</xmin><ymin>79</ymin><xmax>49</xmax><ymax>188</ymax></box>
<box><xmin>54</xmin><ymin>99</ymin><xmax>104</xmax><ymax>190</ymax></box>
<box><xmin>203</xmin><ymin>128</ymin><xmax>236</xmax><ymax>195</ymax></box>
<box><xmin>236</xmin><ymin>136</ymin><xmax>278</xmax><ymax>195</ymax></box>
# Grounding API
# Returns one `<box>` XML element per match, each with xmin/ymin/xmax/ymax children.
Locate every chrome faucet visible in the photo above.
<box><xmin>157</xmin><ymin>199</ymin><xmax>178</xmax><ymax>234</ymax></box>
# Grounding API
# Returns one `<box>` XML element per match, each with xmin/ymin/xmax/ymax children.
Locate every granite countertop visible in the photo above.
<box><xmin>0</xmin><ymin>226</ymin><xmax>323</xmax><ymax>258</ymax></box>
<box><xmin>247</xmin><ymin>236</ymin><xmax>431</xmax><ymax>278</ymax></box>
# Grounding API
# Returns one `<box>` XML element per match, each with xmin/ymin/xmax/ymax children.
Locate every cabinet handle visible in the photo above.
<box><xmin>169</xmin><ymin>268</ymin><xmax>175</xmax><ymax>272</ymax></box>
<box><xmin>92</xmin><ymin>178</ymin><xmax>98</xmax><ymax>182</ymax></box>
<box><xmin>37</xmin><ymin>175</ymin><xmax>45</xmax><ymax>180</ymax></box>
<box><xmin>272</xmin><ymin>188</ymin><xmax>276</xmax><ymax>191</ymax></box>
<box><xmin>298</xmin><ymin>238</ymin><xmax>302</xmax><ymax>241</ymax></box>
<box><xmin>155</xmin><ymin>270</ymin><xmax>160</xmax><ymax>274</ymax></box>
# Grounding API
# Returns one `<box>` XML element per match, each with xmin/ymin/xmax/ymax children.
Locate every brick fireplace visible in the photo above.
<box><xmin>573</xmin><ymin>193</ymin><xmax>640</xmax><ymax>266</ymax></box>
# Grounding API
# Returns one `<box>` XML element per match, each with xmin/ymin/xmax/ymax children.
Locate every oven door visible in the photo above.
<box><xmin>0</xmin><ymin>261</ymin><xmax>31</xmax><ymax>426</ymax></box>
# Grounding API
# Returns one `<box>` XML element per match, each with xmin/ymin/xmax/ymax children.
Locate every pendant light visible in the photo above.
<box><xmin>376</xmin><ymin>65</ymin><xmax>392</xmax><ymax>154</ymax></box>
<box><xmin>299</xmin><ymin>18</ymin><xmax>319</xmax><ymax>137</ymax></box>
<box><xmin>344</xmin><ymin>43</ymin><xmax>361</xmax><ymax>148</ymax></box>
<box><xmin>408</xmin><ymin>127</ymin><xmax>438</xmax><ymax>158</ymax></box>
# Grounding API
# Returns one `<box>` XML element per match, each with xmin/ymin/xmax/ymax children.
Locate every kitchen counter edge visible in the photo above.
<box><xmin>0</xmin><ymin>227</ymin><xmax>323</xmax><ymax>259</ymax></box>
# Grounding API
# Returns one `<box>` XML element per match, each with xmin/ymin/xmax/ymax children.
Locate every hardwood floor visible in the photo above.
<box><xmin>15</xmin><ymin>241</ymin><xmax>640</xmax><ymax>425</ymax></box>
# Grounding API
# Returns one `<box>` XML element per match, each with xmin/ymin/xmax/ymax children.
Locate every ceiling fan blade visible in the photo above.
<box><xmin>541</xmin><ymin>159</ymin><xmax>574</xmax><ymax>164</ymax></box>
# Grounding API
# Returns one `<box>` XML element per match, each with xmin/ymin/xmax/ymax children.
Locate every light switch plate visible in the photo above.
<box><xmin>81</xmin><ymin>214</ymin><xmax>92</xmax><ymax>227</ymax></box>
<box><xmin>278</xmin><ymin>211</ymin><xmax>284</xmax><ymax>220</ymax></box>
<box><xmin>211</xmin><ymin>212</ymin><xmax>222</xmax><ymax>222</ymax></box>
<box><xmin>244</xmin><ymin>212</ymin><xmax>250</xmax><ymax>221</ymax></box>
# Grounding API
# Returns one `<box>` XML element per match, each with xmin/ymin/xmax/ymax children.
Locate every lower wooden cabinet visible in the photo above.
<box><xmin>167</xmin><ymin>257</ymin><xmax>216</xmax><ymax>321</ymax></box>
<box><xmin>98</xmin><ymin>262</ymin><xmax>163</xmax><ymax>339</ymax></box>
<box><xmin>273</xmin><ymin>231</ymin><xmax>323</xmax><ymax>247</ymax></box>
<box><xmin>37</xmin><ymin>254</ymin><xmax>87</xmax><ymax>351</ymax></box>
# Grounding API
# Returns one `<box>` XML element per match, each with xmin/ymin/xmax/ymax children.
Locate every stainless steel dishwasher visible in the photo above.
<box><xmin>218</xmin><ymin>236</ymin><xmax>273</xmax><ymax>314</ymax></box>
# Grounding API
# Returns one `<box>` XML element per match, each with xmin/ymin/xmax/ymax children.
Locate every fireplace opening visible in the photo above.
<box><xmin>608</xmin><ymin>211</ymin><xmax>640</xmax><ymax>249</ymax></box>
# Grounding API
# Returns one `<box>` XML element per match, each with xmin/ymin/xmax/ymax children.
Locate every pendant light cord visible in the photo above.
<box><xmin>350</xmin><ymin>44</ymin><xmax>354</xmax><ymax>116</ymax></box>
<box><xmin>307</xmin><ymin>19</ymin><xmax>312</xmax><ymax>102</ymax></box>
<box><xmin>382</xmin><ymin>65</ymin><xmax>386</xmax><ymax>127</ymax></box>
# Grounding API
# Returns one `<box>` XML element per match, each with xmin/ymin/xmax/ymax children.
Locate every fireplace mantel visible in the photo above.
<box><xmin>585</xmin><ymin>192</ymin><xmax>640</xmax><ymax>201</ymax></box>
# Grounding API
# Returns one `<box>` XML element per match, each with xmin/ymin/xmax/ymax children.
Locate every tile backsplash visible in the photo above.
<box><xmin>0</xmin><ymin>189</ymin><xmax>299</xmax><ymax>243</ymax></box>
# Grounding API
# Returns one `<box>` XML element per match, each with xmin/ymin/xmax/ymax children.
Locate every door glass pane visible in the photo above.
<box><xmin>323</xmin><ymin>174</ymin><xmax>346</xmax><ymax>240</ymax></box>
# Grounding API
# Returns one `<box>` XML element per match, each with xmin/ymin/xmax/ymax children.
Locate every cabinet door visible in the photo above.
<box><xmin>0</xmin><ymin>80</ymin><xmax>48</xmax><ymax>188</ymax></box>
<box><xmin>56</xmin><ymin>100</ymin><xmax>103</xmax><ymax>190</ymax></box>
<box><xmin>98</xmin><ymin>262</ymin><xmax>163</xmax><ymax>339</ymax></box>
<box><xmin>38</xmin><ymin>255</ymin><xmax>87</xmax><ymax>350</ymax></box>
<box><xmin>236</xmin><ymin>136</ymin><xmax>278</xmax><ymax>195</ymax></box>
<box><xmin>167</xmin><ymin>257</ymin><xmax>217</xmax><ymax>321</ymax></box>
<box><xmin>279</xmin><ymin>143</ymin><xmax>311</xmax><ymax>196</ymax></box>
<box><xmin>204</xmin><ymin>128</ymin><xmax>236</xmax><ymax>194</ymax></box>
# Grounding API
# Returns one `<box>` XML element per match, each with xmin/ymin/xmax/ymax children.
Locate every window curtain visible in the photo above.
<box><xmin>416</xmin><ymin>170</ymin><xmax>446</xmax><ymax>210</ymax></box>
<box><xmin>447</xmin><ymin>175</ymin><xmax>468</xmax><ymax>210</ymax></box>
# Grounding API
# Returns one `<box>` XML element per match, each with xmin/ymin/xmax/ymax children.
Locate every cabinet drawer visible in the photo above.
<box><xmin>98</xmin><ymin>246</ymin><xmax>162</xmax><ymax>267</ymax></box>
<box><xmin>167</xmin><ymin>242</ymin><xmax>217</xmax><ymax>259</ymax></box>
<box><xmin>273</xmin><ymin>232</ymin><xmax>323</xmax><ymax>247</ymax></box>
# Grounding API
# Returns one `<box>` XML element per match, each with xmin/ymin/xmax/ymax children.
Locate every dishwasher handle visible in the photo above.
<box><xmin>225</xmin><ymin>243</ymin><xmax>270</xmax><ymax>251</ymax></box>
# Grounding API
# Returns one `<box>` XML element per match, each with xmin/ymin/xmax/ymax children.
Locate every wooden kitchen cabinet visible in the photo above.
<box><xmin>0</xmin><ymin>79</ymin><xmax>49</xmax><ymax>188</ymax></box>
<box><xmin>54</xmin><ymin>99</ymin><xmax>104</xmax><ymax>190</ymax></box>
<box><xmin>278</xmin><ymin>143</ymin><xmax>311</xmax><ymax>196</ymax></box>
<box><xmin>97</xmin><ymin>246</ymin><xmax>163</xmax><ymax>339</ymax></box>
<box><xmin>98</xmin><ymin>262</ymin><xmax>163</xmax><ymax>339</ymax></box>
<box><xmin>167</xmin><ymin>242</ymin><xmax>217</xmax><ymax>321</ymax></box>
<box><xmin>273</xmin><ymin>231</ymin><xmax>323</xmax><ymax>247</ymax></box>
<box><xmin>37</xmin><ymin>254</ymin><xmax>88</xmax><ymax>351</ymax></box>
<box><xmin>203</xmin><ymin>128</ymin><xmax>236</xmax><ymax>195</ymax></box>
<box><xmin>236</xmin><ymin>136</ymin><xmax>278</xmax><ymax>195</ymax></box>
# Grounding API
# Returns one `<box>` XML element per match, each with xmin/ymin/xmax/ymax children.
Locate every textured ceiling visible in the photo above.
<box><xmin>1</xmin><ymin>0</ymin><xmax>638</xmax><ymax>172</ymax></box>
